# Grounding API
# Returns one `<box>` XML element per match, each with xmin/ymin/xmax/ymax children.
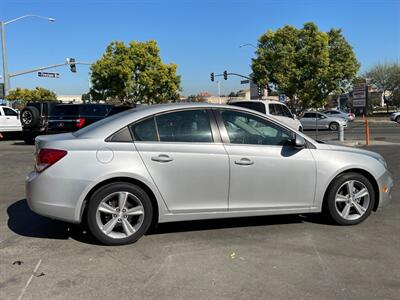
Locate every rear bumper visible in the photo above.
<box><xmin>376</xmin><ymin>170</ymin><xmax>394</xmax><ymax>210</ymax></box>
<box><xmin>26</xmin><ymin>171</ymin><xmax>90</xmax><ymax>223</ymax></box>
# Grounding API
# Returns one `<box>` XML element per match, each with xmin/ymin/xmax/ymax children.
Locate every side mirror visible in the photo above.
<box><xmin>292</xmin><ymin>134</ymin><xmax>305</xmax><ymax>149</ymax></box>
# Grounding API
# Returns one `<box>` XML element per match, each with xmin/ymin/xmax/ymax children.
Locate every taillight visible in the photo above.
<box><xmin>76</xmin><ymin>118</ymin><xmax>86</xmax><ymax>128</ymax></box>
<box><xmin>36</xmin><ymin>149</ymin><xmax>67</xmax><ymax>172</ymax></box>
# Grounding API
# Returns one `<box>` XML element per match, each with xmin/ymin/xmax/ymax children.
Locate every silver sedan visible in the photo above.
<box><xmin>300</xmin><ymin>111</ymin><xmax>347</xmax><ymax>130</ymax></box>
<box><xmin>26</xmin><ymin>103</ymin><xmax>393</xmax><ymax>245</ymax></box>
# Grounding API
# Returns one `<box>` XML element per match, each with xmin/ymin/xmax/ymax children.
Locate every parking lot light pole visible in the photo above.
<box><xmin>1</xmin><ymin>15</ymin><xmax>55</xmax><ymax>97</ymax></box>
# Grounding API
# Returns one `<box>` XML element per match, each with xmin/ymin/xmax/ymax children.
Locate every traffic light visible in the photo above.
<box><xmin>69</xmin><ymin>58</ymin><xmax>77</xmax><ymax>73</ymax></box>
<box><xmin>210</xmin><ymin>72</ymin><xmax>214</xmax><ymax>82</ymax></box>
<box><xmin>258</xmin><ymin>85</ymin><xmax>262</xmax><ymax>97</ymax></box>
<box><xmin>223</xmin><ymin>70</ymin><xmax>228</xmax><ymax>80</ymax></box>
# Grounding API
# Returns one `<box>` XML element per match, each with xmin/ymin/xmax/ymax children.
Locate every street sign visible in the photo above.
<box><xmin>240</xmin><ymin>79</ymin><xmax>250</xmax><ymax>84</ymax></box>
<box><xmin>279</xmin><ymin>94</ymin><xmax>286</xmax><ymax>103</ymax></box>
<box><xmin>38</xmin><ymin>72</ymin><xmax>60</xmax><ymax>78</ymax></box>
<box><xmin>353</xmin><ymin>83</ymin><xmax>367</xmax><ymax>108</ymax></box>
<box><xmin>0</xmin><ymin>83</ymin><xmax>4</xmax><ymax>99</ymax></box>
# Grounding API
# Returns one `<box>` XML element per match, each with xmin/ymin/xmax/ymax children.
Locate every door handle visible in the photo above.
<box><xmin>151</xmin><ymin>154</ymin><xmax>173</xmax><ymax>163</ymax></box>
<box><xmin>234</xmin><ymin>158</ymin><xmax>254</xmax><ymax>166</ymax></box>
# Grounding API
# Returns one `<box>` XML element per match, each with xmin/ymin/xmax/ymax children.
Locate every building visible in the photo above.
<box><xmin>57</xmin><ymin>95</ymin><xmax>83</xmax><ymax>103</ymax></box>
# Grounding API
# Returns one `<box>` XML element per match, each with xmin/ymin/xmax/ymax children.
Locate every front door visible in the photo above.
<box><xmin>216</xmin><ymin>109</ymin><xmax>316</xmax><ymax>210</ymax></box>
<box><xmin>133</xmin><ymin>109</ymin><xmax>229</xmax><ymax>213</ymax></box>
<box><xmin>1</xmin><ymin>107</ymin><xmax>21</xmax><ymax>131</ymax></box>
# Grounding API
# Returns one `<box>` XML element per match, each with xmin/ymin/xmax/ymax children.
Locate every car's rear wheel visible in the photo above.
<box><xmin>324</xmin><ymin>172</ymin><xmax>375</xmax><ymax>225</ymax></box>
<box><xmin>329</xmin><ymin>122</ymin><xmax>339</xmax><ymax>131</ymax></box>
<box><xmin>86</xmin><ymin>182</ymin><xmax>153</xmax><ymax>245</ymax></box>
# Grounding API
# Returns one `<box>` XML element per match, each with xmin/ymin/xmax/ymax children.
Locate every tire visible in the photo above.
<box><xmin>20</xmin><ymin>107</ymin><xmax>40</xmax><ymax>128</ymax></box>
<box><xmin>324</xmin><ymin>172</ymin><xmax>375</xmax><ymax>225</ymax></box>
<box><xmin>329</xmin><ymin>122</ymin><xmax>339</xmax><ymax>131</ymax></box>
<box><xmin>23</xmin><ymin>132</ymin><xmax>36</xmax><ymax>145</ymax></box>
<box><xmin>396</xmin><ymin>116</ymin><xmax>400</xmax><ymax>124</ymax></box>
<box><xmin>86</xmin><ymin>182</ymin><xmax>153</xmax><ymax>245</ymax></box>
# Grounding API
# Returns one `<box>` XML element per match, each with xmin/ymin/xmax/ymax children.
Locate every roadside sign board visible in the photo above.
<box><xmin>279</xmin><ymin>94</ymin><xmax>286</xmax><ymax>103</ymax></box>
<box><xmin>0</xmin><ymin>83</ymin><xmax>4</xmax><ymax>99</ymax></box>
<box><xmin>240</xmin><ymin>79</ymin><xmax>250</xmax><ymax>84</ymax></box>
<box><xmin>352</xmin><ymin>83</ymin><xmax>367</xmax><ymax>108</ymax></box>
<box><xmin>38</xmin><ymin>72</ymin><xmax>60</xmax><ymax>78</ymax></box>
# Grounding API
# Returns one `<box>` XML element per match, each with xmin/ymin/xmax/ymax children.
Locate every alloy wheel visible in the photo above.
<box><xmin>95</xmin><ymin>191</ymin><xmax>145</xmax><ymax>239</ymax></box>
<box><xmin>335</xmin><ymin>180</ymin><xmax>370</xmax><ymax>221</ymax></box>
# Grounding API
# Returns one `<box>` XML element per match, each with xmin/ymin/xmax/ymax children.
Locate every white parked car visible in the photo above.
<box><xmin>390</xmin><ymin>112</ymin><xmax>400</xmax><ymax>124</ymax></box>
<box><xmin>0</xmin><ymin>106</ymin><xmax>22</xmax><ymax>133</ymax></box>
<box><xmin>228</xmin><ymin>100</ymin><xmax>303</xmax><ymax>131</ymax></box>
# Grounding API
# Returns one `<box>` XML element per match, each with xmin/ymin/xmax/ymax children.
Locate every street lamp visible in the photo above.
<box><xmin>1</xmin><ymin>14</ymin><xmax>56</xmax><ymax>97</ymax></box>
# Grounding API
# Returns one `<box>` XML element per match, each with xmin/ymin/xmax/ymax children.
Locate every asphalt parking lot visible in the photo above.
<box><xmin>0</xmin><ymin>137</ymin><xmax>399</xmax><ymax>299</ymax></box>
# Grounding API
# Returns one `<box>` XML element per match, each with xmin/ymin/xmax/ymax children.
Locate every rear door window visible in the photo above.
<box><xmin>303</xmin><ymin>113</ymin><xmax>316</xmax><ymax>118</ymax></box>
<box><xmin>280</xmin><ymin>105</ymin><xmax>293</xmax><ymax>118</ymax></box>
<box><xmin>156</xmin><ymin>110</ymin><xmax>213</xmax><ymax>143</ymax></box>
<box><xmin>271</xmin><ymin>104</ymin><xmax>284</xmax><ymax>116</ymax></box>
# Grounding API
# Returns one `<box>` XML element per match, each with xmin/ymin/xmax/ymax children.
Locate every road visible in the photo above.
<box><xmin>0</xmin><ymin>139</ymin><xmax>399</xmax><ymax>300</ymax></box>
<box><xmin>304</xmin><ymin>121</ymin><xmax>400</xmax><ymax>144</ymax></box>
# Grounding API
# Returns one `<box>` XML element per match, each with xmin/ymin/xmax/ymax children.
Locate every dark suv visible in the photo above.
<box><xmin>21</xmin><ymin>103</ymin><xmax>131</xmax><ymax>144</ymax></box>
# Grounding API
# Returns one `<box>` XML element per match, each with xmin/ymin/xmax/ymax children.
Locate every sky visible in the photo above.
<box><xmin>1</xmin><ymin>0</ymin><xmax>400</xmax><ymax>97</ymax></box>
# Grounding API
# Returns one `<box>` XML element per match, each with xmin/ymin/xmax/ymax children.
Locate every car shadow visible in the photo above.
<box><xmin>7</xmin><ymin>199</ymin><xmax>330</xmax><ymax>244</ymax></box>
<box><xmin>7</xmin><ymin>199</ymin><xmax>102</xmax><ymax>245</ymax></box>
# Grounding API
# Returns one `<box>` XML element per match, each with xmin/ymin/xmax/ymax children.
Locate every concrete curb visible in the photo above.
<box><xmin>327</xmin><ymin>140</ymin><xmax>400</xmax><ymax>146</ymax></box>
<box><xmin>353</xmin><ymin>119</ymin><xmax>393</xmax><ymax>124</ymax></box>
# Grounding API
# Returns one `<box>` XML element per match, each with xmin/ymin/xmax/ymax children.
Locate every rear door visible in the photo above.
<box><xmin>133</xmin><ymin>109</ymin><xmax>229</xmax><ymax>213</ymax></box>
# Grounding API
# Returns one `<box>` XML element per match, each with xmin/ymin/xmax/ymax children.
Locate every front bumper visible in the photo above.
<box><xmin>376</xmin><ymin>169</ymin><xmax>394</xmax><ymax>210</ymax></box>
<box><xmin>26</xmin><ymin>170</ymin><xmax>90</xmax><ymax>223</ymax></box>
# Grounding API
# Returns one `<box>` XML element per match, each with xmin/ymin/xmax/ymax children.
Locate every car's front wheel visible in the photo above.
<box><xmin>324</xmin><ymin>172</ymin><xmax>375</xmax><ymax>225</ymax></box>
<box><xmin>329</xmin><ymin>122</ymin><xmax>339</xmax><ymax>131</ymax></box>
<box><xmin>86</xmin><ymin>182</ymin><xmax>153</xmax><ymax>245</ymax></box>
<box><xmin>396</xmin><ymin>116</ymin><xmax>400</xmax><ymax>124</ymax></box>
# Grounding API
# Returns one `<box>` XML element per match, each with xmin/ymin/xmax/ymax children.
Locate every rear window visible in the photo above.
<box><xmin>230</xmin><ymin>102</ymin><xmax>266</xmax><ymax>114</ymax></box>
<box><xmin>53</xmin><ymin>105</ymin><xmax>79</xmax><ymax>116</ymax></box>
<box><xmin>80</xmin><ymin>105</ymin><xmax>111</xmax><ymax>116</ymax></box>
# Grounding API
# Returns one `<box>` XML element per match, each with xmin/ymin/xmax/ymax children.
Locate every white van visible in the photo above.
<box><xmin>0</xmin><ymin>106</ymin><xmax>22</xmax><ymax>133</ymax></box>
<box><xmin>228</xmin><ymin>100</ymin><xmax>303</xmax><ymax>131</ymax></box>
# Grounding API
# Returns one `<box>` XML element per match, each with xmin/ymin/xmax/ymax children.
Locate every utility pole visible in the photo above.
<box><xmin>1</xmin><ymin>21</ymin><xmax>10</xmax><ymax>97</ymax></box>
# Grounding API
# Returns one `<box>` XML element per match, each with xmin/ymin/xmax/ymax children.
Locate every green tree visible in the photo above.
<box><xmin>252</xmin><ymin>22</ymin><xmax>359</xmax><ymax>112</ymax></box>
<box><xmin>365</xmin><ymin>62</ymin><xmax>400</xmax><ymax>112</ymax></box>
<box><xmin>6</xmin><ymin>87</ymin><xmax>57</xmax><ymax>105</ymax></box>
<box><xmin>90</xmin><ymin>40</ymin><xmax>181</xmax><ymax>105</ymax></box>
